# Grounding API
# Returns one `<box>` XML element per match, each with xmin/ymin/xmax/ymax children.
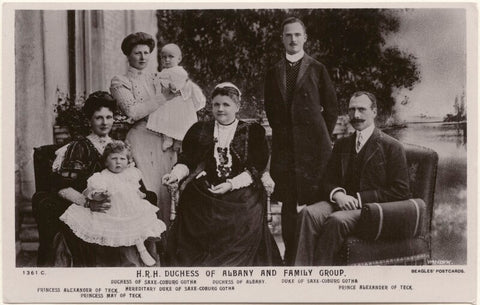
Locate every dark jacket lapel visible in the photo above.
<box><xmin>295</xmin><ymin>54</ymin><xmax>313</xmax><ymax>89</ymax></box>
<box><xmin>360</xmin><ymin>128</ymin><xmax>381</xmax><ymax>175</ymax></box>
<box><xmin>274</xmin><ymin>59</ymin><xmax>287</xmax><ymax>104</ymax></box>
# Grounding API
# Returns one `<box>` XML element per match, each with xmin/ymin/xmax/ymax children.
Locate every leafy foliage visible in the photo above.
<box><xmin>54</xmin><ymin>89</ymin><xmax>131</xmax><ymax>139</ymax></box>
<box><xmin>53</xmin><ymin>89</ymin><xmax>89</xmax><ymax>138</ymax></box>
<box><xmin>156</xmin><ymin>9</ymin><xmax>420</xmax><ymax>119</ymax></box>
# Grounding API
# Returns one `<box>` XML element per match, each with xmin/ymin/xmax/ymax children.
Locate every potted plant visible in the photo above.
<box><xmin>53</xmin><ymin>89</ymin><xmax>89</xmax><ymax>145</ymax></box>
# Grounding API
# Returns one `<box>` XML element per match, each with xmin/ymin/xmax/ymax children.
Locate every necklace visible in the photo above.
<box><xmin>213</xmin><ymin>120</ymin><xmax>238</xmax><ymax>178</ymax></box>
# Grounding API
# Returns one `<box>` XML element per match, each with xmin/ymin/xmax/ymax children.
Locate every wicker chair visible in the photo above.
<box><xmin>336</xmin><ymin>143</ymin><xmax>438</xmax><ymax>265</ymax></box>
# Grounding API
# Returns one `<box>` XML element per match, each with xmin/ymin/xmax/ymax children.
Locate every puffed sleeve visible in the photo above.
<box><xmin>169</xmin><ymin>67</ymin><xmax>188</xmax><ymax>92</ymax></box>
<box><xmin>51</xmin><ymin>143</ymin><xmax>70</xmax><ymax>172</ymax></box>
<box><xmin>126</xmin><ymin>166</ymin><xmax>143</xmax><ymax>184</ymax></box>
<box><xmin>51</xmin><ymin>140</ymin><xmax>94</xmax><ymax>192</ymax></box>
<box><xmin>110</xmin><ymin>75</ymin><xmax>166</xmax><ymax>121</ymax></box>
<box><xmin>176</xmin><ymin>121</ymin><xmax>210</xmax><ymax>172</ymax></box>
<box><xmin>83</xmin><ymin>172</ymin><xmax>107</xmax><ymax>198</ymax></box>
<box><xmin>86</xmin><ymin>172</ymin><xmax>107</xmax><ymax>190</ymax></box>
<box><xmin>245</xmin><ymin>123</ymin><xmax>269</xmax><ymax>179</ymax></box>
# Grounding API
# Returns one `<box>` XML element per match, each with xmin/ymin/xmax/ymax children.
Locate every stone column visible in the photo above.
<box><xmin>15</xmin><ymin>10</ymin><xmax>69</xmax><ymax>202</ymax></box>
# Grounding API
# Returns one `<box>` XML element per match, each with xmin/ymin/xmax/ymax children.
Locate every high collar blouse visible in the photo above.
<box><xmin>126</xmin><ymin>66</ymin><xmax>156</xmax><ymax>102</ymax></box>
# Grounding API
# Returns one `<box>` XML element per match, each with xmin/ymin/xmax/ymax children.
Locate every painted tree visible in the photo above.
<box><xmin>156</xmin><ymin>9</ymin><xmax>420</xmax><ymax>120</ymax></box>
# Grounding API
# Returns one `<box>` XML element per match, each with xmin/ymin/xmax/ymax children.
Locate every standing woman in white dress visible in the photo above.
<box><xmin>110</xmin><ymin>32</ymin><xmax>176</xmax><ymax>224</ymax></box>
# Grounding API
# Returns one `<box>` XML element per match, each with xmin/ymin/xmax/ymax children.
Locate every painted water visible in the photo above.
<box><xmin>386</xmin><ymin>122</ymin><xmax>467</xmax><ymax>264</ymax></box>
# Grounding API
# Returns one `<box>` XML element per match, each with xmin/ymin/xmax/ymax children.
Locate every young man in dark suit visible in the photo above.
<box><xmin>293</xmin><ymin>91</ymin><xmax>411</xmax><ymax>266</ymax></box>
<box><xmin>263</xmin><ymin>17</ymin><xmax>338</xmax><ymax>265</ymax></box>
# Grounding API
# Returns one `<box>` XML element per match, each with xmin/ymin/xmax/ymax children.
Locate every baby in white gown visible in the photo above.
<box><xmin>59</xmin><ymin>141</ymin><xmax>166</xmax><ymax>266</ymax></box>
<box><xmin>147</xmin><ymin>43</ymin><xmax>206</xmax><ymax>151</ymax></box>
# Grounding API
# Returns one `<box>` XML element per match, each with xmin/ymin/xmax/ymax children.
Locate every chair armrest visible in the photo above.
<box><xmin>356</xmin><ymin>198</ymin><xmax>426</xmax><ymax>241</ymax></box>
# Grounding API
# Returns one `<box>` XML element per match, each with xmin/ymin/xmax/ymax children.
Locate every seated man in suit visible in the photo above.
<box><xmin>294</xmin><ymin>91</ymin><xmax>411</xmax><ymax>266</ymax></box>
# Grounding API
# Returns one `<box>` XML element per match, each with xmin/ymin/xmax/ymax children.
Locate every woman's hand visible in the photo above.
<box><xmin>261</xmin><ymin>172</ymin><xmax>275</xmax><ymax>196</ymax></box>
<box><xmin>208</xmin><ymin>182</ymin><xmax>232</xmax><ymax>195</ymax></box>
<box><xmin>88</xmin><ymin>191</ymin><xmax>112</xmax><ymax>213</ymax></box>
<box><xmin>89</xmin><ymin>200</ymin><xmax>112</xmax><ymax>213</ymax></box>
<box><xmin>90</xmin><ymin>190</ymin><xmax>109</xmax><ymax>202</ymax></box>
<box><xmin>161</xmin><ymin>85</ymin><xmax>181</xmax><ymax>101</ymax></box>
<box><xmin>162</xmin><ymin>173</ymin><xmax>178</xmax><ymax>186</ymax></box>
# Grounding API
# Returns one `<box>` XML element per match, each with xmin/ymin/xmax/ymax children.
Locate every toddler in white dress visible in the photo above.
<box><xmin>147</xmin><ymin>43</ymin><xmax>206</xmax><ymax>151</ymax></box>
<box><xmin>59</xmin><ymin>141</ymin><xmax>166</xmax><ymax>266</ymax></box>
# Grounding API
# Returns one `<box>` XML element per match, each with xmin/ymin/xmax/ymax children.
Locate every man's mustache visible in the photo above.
<box><xmin>350</xmin><ymin>119</ymin><xmax>365</xmax><ymax>124</ymax></box>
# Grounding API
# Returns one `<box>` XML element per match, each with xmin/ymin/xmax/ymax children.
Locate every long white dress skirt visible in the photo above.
<box><xmin>126</xmin><ymin>120</ymin><xmax>177</xmax><ymax>225</ymax></box>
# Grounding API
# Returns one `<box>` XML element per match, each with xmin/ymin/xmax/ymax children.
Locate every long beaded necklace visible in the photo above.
<box><xmin>213</xmin><ymin>119</ymin><xmax>238</xmax><ymax>178</ymax></box>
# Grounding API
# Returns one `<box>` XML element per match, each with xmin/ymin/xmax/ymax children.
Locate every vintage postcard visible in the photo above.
<box><xmin>2</xmin><ymin>1</ymin><xmax>477</xmax><ymax>304</ymax></box>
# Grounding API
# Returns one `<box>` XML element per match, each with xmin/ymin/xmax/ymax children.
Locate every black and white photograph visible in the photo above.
<box><xmin>3</xmin><ymin>2</ymin><xmax>477</xmax><ymax>303</ymax></box>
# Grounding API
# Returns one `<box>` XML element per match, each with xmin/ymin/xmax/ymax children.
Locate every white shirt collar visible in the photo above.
<box><xmin>356</xmin><ymin>123</ymin><xmax>375</xmax><ymax>145</ymax></box>
<box><xmin>285</xmin><ymin>50</ymin><xmax>305</xmax><ymax>63</ymax></box>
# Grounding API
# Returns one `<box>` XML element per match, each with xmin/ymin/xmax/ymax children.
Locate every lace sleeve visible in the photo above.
<box><xmin>110</xmin><ymin>75</ymin><xmax>166</xmax><ymax>121</ymax></box>
<box><xmin>227</xmin><ymin>171</ymin><xmax>253</xmax><ymax>190</ymax></box>
<box><xmin>52</xmin><ymin>143</ymin><xmax>70</xmax><ymax>172</ymax></box>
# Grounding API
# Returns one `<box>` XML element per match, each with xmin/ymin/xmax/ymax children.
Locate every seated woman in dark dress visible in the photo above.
<box><xmin>50</xmin><ymin>91</ymin><xmax>158</xmax><ymax>267</ymax></box>
<box><xmin>162</xmin><ymin>82</ymin><xmax>282</xmax><ymax>266</ymax></box>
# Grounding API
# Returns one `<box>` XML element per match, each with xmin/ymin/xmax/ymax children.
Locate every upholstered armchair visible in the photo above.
<box><xmin>31</xmin><ymin>144</ymin><xmax>61</xmax><ymax>266</ymax></box>
<box><xmin>31</xmin><ymin>144</ymin><xmax>157</xmax><ymax>266</ymax></box>
<box><xmin>336</xmin><ymin>143</ymin><xmax>438</xmax><ymax>265</ymax></box>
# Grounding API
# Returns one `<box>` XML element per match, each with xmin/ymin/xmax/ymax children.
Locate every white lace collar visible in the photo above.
<box><xmin>87</xmin><ymin>133</ymin><xmax>113</xmax><ymax>155</ymax></box>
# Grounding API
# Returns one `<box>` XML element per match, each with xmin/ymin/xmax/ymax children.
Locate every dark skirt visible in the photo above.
<box><xmin>166</xmin><ymin>179</ymin><xmax>282</xmax><ymax>266</ymax></box>
<box><xmin>54</xmin><ymin>225</ymin><xmax>159</xmax><ymax>267</ymax></box>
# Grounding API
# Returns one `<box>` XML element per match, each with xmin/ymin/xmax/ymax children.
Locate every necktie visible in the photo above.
<box><xmin>288</xmin><ymin>60</ymin><xmax>300</xmax><ymax>67</ymax></box>
<box><xmin>356</xmin><ymin>132</ymin><xmax>363</xmax><ymax>152</ymax></box>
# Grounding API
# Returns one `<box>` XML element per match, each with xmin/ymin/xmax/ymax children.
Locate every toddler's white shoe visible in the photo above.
<box><xmin>139</xmin><ymin>250</ymin><xmax>156</xmax><ymax>266</ymax></box>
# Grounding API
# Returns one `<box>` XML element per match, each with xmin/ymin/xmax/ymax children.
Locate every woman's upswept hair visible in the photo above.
<box><xmin>102</xmin><ymin>140</ymin><xmax>133</xmax><ymax>165</ymax></box>
<box><xmin>82</xmin><ymin>91</ymin><xmax>116</xmax><ymax>119</ymax></box>
<box><xmin>121</xmin><ymin>32</ymin><xmax>155</xmax><ymax>56</ymax></box>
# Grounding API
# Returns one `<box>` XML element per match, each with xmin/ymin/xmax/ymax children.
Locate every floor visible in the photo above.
<box><xmin>16</xmin><ymin>203</ymin><xmax>286</xmax><ymax>267</ymax></box>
